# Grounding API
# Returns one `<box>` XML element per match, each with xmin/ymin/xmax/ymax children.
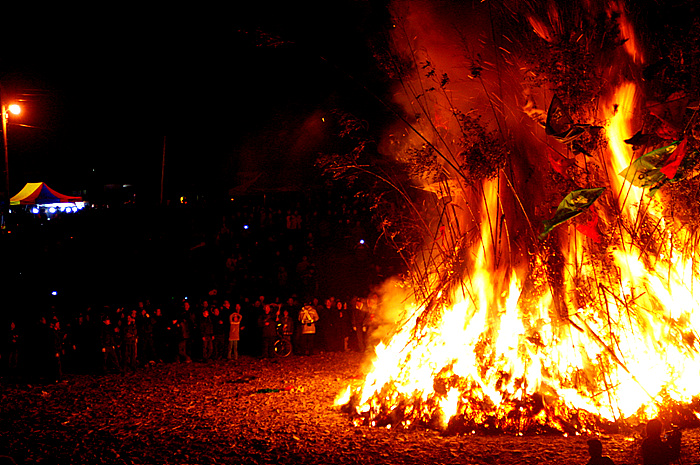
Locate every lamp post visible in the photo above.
<box><xmin>0</xmin><ymin>84</ymin><xmax>20</xmax><ymax>210</ymax></box>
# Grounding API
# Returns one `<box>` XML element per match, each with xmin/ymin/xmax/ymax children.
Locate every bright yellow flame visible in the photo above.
<box><xmin>339</xmin><ymin>7</ymin><xmax>700</xmax><ymax>434</ymax></box>
<box><xmin>605</xmin><ymin>82</ymin><xmax>637</xmax><ymax>193</ymax></box>
<box><xmin>334</xmin><ymin>385</ymin><xmax>352</xmax><ymax>407</ymax></box>
<box><xmin>8</xmin><ymin>104</ymin><xmax>20</xmax><ymax>115</ymax></box>
<box><xmin>341</xmin><ymin>80</ymin><xmax>700</xmax><ymax>432</ymax></box>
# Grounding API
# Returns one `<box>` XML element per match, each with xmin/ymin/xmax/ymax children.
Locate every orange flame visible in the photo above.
<box><xmin>340</xmin><ymin>152</ymin><xmax>700</xmax><ymax>431</ymax></box>
<box><xmin>337</xmin><ymin>1</ymin><xmax>700</xmax><ymax>434</ymax></box>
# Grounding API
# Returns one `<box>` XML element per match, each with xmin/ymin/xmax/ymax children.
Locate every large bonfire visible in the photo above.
<box><xmin>332</xmin><ymin>0</ymin><xmax>700</xmax><ymax>435</ymax></box>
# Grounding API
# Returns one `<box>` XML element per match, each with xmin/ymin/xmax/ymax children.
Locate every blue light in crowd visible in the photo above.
<box><xmin>359</xmin><ymin>239</ymin><xmax>365</xmax><ymax>244</ymax></box>
<box><xmin>243</xmin><ymin>224</ymin><xmax>249</xmax><ymax>230</ymax></box>
<box><xmin>31</xmin><ymin>207</ymin><xmax>39</xmax><ymax>214</ymax></box>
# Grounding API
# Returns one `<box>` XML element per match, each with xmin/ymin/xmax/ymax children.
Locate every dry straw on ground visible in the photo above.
<box><xmin>1</xmin><ymin>352</ymin><xmax>698</xmax><ymax>464</ymax></box>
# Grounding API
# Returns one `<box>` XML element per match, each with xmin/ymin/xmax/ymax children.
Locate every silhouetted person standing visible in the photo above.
<box><xmin>298</xmin><ymin>303</ymin><xmax>319</xmax><ymax>356</ymax></box>
<box><xmin>227</xmin><ymin>304</ymin><xmax>242</xmax><ymax>360</ymax></box>
<box><xmin>199</xmin><ymin>309</ymin><xmax>214</xmax><ymax>362</ymax></box>
<box><xmin>641</xmin><ymin>418</ymin><xmax>681</xmax><ymax>465</ymax></box>
<box><xmin>100</xmin><ymin>315</ymin><xmax>120</xmax><ymax>373</ymax></box>
<box><xmin>2</xmin><ymin>321</ymin><xmax>19</xmax><ymax>378</ymax></box>
<box><xmin>585</xmin><ymin>438</ymin><xmax>614</xmax><ymax>465</ymax></box>
<box><xmin>137</xmin><ymin>307</ymin><xmax>156</xmax><ymax>365</ymax></box>
<box><xmin>178</xmin><ymin>302</ymin><xmax>193</xmax><ymax>362</ymax></box>
<box><xmin>351</xmin><ymin>298</ymin><xmax>367</xmax><ymax>352</ymax></box>
<box><xmin>121</xmin><ymin>314</ymin><xmax>138</xmax><ymax>372</ymax></box>
<box><xmin>210</xmin><ymin>306</ymin><xmax>226</xmax><ymax>360</ymax></box>
<box><xmin>258</xmin><ymin>305</ymin><xmax>277</xmax><ymax>359</ymax></box>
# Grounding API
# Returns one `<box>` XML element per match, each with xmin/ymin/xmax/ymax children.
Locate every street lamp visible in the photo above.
<box><xmin>1</xmin><ymin>87</ymin><xmax>21</xmax><ymax>211</ymax></box>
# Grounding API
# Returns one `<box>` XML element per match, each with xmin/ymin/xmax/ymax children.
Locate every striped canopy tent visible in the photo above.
<box><xmin>10</xmin><ymin>182</ymin><xmax>82</xmax><ymax>205</ymax></box>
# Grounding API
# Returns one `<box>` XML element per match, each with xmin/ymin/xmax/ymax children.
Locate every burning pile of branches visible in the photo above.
<box><xmin>326</xmin><ymin>0</ymin><xmax>700</xmax><ymax>435</ymax></box>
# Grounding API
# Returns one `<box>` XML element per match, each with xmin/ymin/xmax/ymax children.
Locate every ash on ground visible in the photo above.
<box><xmin>1</xmin><ymin>352</ymin><xmax>698</xmax><ymax>465</ymax></box>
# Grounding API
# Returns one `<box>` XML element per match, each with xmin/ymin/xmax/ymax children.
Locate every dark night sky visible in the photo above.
<box><xmin>0</xmin><ymin>2</ymin><xmax>390</xmax><ymax>203</ymax></box>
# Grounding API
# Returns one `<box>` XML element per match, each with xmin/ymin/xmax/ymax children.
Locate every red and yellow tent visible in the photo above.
<box><xmin>10</xmin><ymin>182</ymin><xmax>82</xmax><ymax>205</ymax></box>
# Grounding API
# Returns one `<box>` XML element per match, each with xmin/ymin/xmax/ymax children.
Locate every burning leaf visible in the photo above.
<box><xmin>540</xmin><ymin>187</ymin><xmax>605</xmax><ymax>239</ymax></box>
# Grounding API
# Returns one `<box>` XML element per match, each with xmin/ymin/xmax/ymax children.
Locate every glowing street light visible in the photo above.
<box><xmin>0</xmin><ymin>85</ymin><xmax>21</xmax><ymax>212</ymax></box>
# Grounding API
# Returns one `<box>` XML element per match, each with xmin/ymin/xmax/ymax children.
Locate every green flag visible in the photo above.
<box><xmin>618</xmin><ymin>141</ymin><xmax>681</xmax><ymax>196</ymax></box>
<box><xmin>540</xmin><ymin>188</ymin><xmax>606</xmax><ymax>239</ymax></box>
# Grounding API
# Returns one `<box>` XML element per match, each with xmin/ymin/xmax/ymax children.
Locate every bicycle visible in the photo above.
<box><xmin>274</xmin><ymin>324</ymin><xmax>292</xmax><ymax>357</ymax></box>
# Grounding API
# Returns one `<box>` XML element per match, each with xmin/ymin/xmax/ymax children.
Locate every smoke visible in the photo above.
<box><xmin>381</xmin><ymin>0</ymin><xmax>503</xmax><ymax>138</ymax></box>
<box><xmin>369</xmin><ymin>276</ymin><xmax>411</xmax><ymax>343</ymax></box>
<box><xmin>364</xmin><ymin>0</ymin><xmax>642</xmax><ymax>334</ymax></box>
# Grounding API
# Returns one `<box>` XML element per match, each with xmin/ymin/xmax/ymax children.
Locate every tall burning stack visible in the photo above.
<box><xmin>332</xmin><ymin>0</ymin><xmax>700</xmax><ymax>435</ymax></box>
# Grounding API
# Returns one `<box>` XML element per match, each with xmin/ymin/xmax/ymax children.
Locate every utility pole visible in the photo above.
<box><xmin>160</xmin><ymin>136</ymin><xmax>166</xmax><ymax>205</ymax></box>
<box><xmin>1</xmin><ymin>88</ymin><xmax>9</xmax><ymax>211</ymax></box>
<box><xmin>0</xmin><ymin>84</ymin><xmax>21</xmax><ymax>214</ymax></box>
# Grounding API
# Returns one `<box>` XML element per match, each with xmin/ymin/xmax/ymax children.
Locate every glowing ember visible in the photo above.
<box><xmin>336</xmin><ymin>0</ymin><xmax>700</xmax><ymax>434</ymax></box>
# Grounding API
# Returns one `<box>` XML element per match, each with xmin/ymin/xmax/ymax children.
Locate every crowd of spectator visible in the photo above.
<box><xmin>1</xmin><ymin>188</ymin><xmax>395</xmax><ymax>383</ymax></box>
<box><xmin>0</xmin><ymin>292</ymin><xmax>382</xmax><ymax>382</ymax></box>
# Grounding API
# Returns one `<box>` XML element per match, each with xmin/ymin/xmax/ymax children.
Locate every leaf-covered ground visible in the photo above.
<box><xmin>1</xmin><ymin>352</ymin><xmax>699</xmax><ymax>464</ymax></box>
